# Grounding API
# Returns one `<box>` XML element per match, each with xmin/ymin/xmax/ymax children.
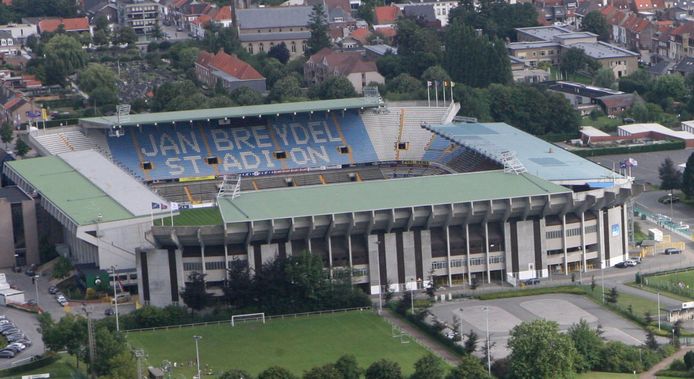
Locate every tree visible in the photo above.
<box><xmin>79</xmin><ymin>63</ymin><xmax>117</xmax><ymax>94</ymax></box>
<box><xmin>52</xmin><ymin>256</ymin><xmax>73</xmax><ymax>279</ymax></box>
<box><xmin>463</xmin><ymin>329</ymin><xmax>479</xmax><ymax>354</ymax></box>
<box><xmin>269</xmin><ymin>76</ymin><xmax>304</xmax><ymax>102</ymax></box>
<box><xmin>395</xmin><ymin>18</ymin><xmax>441</xmax><ymax>77</ymax></box>
<box><xmin>41</xmin><ymin>313</ymin><xmax>87</xmax><ymax>366</ymax></box>
<box><xmin>507</xmin><ymin>319</ymin><xmax>578</xmax><ymax>379</ymax></box>
<box><xmin>606</xmin><ymin>287</ymin><xmax>619</xmax><ymax>304</ymax></box>
<box><xmin>446</xmin><ymin>354</ymin><xmax>491</xmax><ymax>379</ymax></box>
<box><xmin>202</xmin><ymin>23</ymin><xmax>241</xmax><ymax>55</ymax></box>
<box><xmin>0</xmin><ymin>122</ymin><xmax>12</xmax><ymax>147</ymax></box>
<box><xmin>619</xmin><ymin>70</ymin><xmax>652</xmax><ymax>95</ymax></box>
<box><xmin>645</xmin><ymin>329</ymin><xmax>659</xmax><ymax>350</ymax></box>
<box><xmin>449</xmin><ymin>1</ymin><xmax>538</xmax><ymax>41</ymax></box>
<box><xmin>421</xmin><ymin>66</ymin><xmax>451</xmax><ymax>86</ymax></box>
<box><xmin>114</xmin><ymin>26</ymin><xmax>137</xmax><ymax>46</ymax></box>
<box><xmin>219</xmin><ymin>369</ymin><xmax>255</xmax><ymax>379</ymax></box>
<box><xmin>411</xmin><ymin>354</ymin><xmax>445</xmax><ymax>379</ymax></box>
<box><xmin>376</xmin><ymin>54</ymin><xmax>404</xmax><ymax>80</ymax></box>
<box><xmin>179</xmin><ymin>272</ymin><xmax>211</xmax><ymax>314</ymax></box>
<box><xmin>582</xmin><ymin>11</ymin><xmax>610</xmax><ymax>41</ymax></box>
<box><xmin>650</xmin><ymin>74</ymin><xmax>687</xmax><ymax>106</ymax></box>
<box><xmin>43</xmin><ymin>34</ymin><xmax>87</xmax><ymax>85</ymax></box>
<box><xmin>365</xmin><ymin>359</ymin><xmax>402</xmax><ymax>379</ymax></box>
<box><xmin>387</xmin><ymin>73</ymin><xmax>422</xmax><ymax>95</ymax></box>
<box><xmin>306</xmin><ymin>4</ymin><xmax>330</xmax><ymax>56</ymax></box>
<box><xmin>15</xmin><ymin>138</ymin><xmax>29</xmax><ymax>157</ymax></box>
<box><xmin>258</xmin><ymin>366</ymin><xmax>298</xmax><ymax>379</ymax></box>
<box><xmin>309</xmin><ymin>76</ymin><xmax>357</xmax><ymax>100</ymax></box>
<box><xmin>303</xmin><ymin>364</ymin><xmax>341</xmax><ymax>379</ymax></box>
<box><xmin>659</xmin><ymin>158</ymin><xmax>682</xmax><ymax>190</ymax></box>
<box><xmin>594</xmin><ymin>68</ymin><xmax>615</xmax><ymax>88</ymax></box>
<box><xmin>568</xmin><ymin>319</ymin><xmax>604</xmax><ymax>373</ymax></box>
<box><xmin>334</xmin><ymin>355</ymin><xmax>361</xmax><ymax>379</ymax></box>
<box><xmin>104</xmin><ymin>350</ymin><xmax>138</xmax><ymax>379</ymax></box>
<box><xmin>443</xmin><ymin>20</ymin><xmax>511</xmax><ymax>88</ymax></box>
<box><xmin>230</xmin><ymin>86</ymin><xmax>264</xmax><ymax>106</ymax></box>
<box><xmin>268</xmin><ymin>42</ymin><xmax>290</xmax><ymax>64</ymax></box>
<box><xmin>684</xmin><ymin>350</ymin><xmax>694</xmax><ymax>370</ymax></box>
<box><xmin>560</xmin><ymin>48</ymin><xmax>600</xmax><ymax>78</ymax></box>
<box><xmin>682</xmin><ymin>152</ymin><xmax>694</xmax><ymax>199</ymax></box>
<box><xmin>90</xmin><ymin>87</ymin><xmax>119</xmax><ymax>107</ymax></box>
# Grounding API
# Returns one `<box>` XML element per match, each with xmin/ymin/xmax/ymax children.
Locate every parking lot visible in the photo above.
<box><xmin>0</xmin><ymin>307</ymin><xmax>44</xmax><ymax>369</ymax></box>
<box><xmin>430</xmin><ymin>294</ymin><xmax>662</xmax><ymax>360</ymax></box>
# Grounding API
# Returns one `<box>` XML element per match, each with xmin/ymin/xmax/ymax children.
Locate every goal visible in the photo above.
<box><xmin>231</xmin><ymin>312</ymin><xmax>266</xmax><ymax>327</ymax></box>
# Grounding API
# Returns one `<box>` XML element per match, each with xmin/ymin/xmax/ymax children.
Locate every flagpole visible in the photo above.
<box><xmin>427</xmin><ymin>82</ymin><xmax>431</xmax><ymax>107</ymax></box>
<box><xmin>435</xmin><ymin>81</ymin><xmax>439</xmax><ymax>107</ymax></box>
<box><xmin>170</xmin><ymin>204</ymin><xmax>173</xmax><ymax>226</ymax></box>
<box><xmin>150</xmin><ymin>208</ymin><xmax>154</xmax><ymax>226</ymax></box>
<box><xmin>450</xmin><ymin>83</ymin><xmax>454</xmax><ymax>104</ymax></box>
<box><xmin>443</xmin><ymin>82</ymin><xmax>447</xmax><ymax>104</ymax></box>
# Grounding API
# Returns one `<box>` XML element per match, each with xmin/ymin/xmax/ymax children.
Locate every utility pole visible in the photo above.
<box><xmin>111</xmin><ymin>265</ymin><xmax>120</xmax><ymax>332</ymax></box>
<box><xmin>82</xmin><ymin>305</ymin><xmax>97</xmax><ymax>379</ymax></box>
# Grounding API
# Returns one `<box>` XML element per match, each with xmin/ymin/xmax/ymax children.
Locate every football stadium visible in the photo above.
<box><xmin>2</xmin><ymin>95</ymin><xmax>635</xmax><ymax>306</ymax></box>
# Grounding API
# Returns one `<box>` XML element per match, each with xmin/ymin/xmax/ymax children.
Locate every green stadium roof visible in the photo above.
<box><xmin>5</xmin><ymin>156</ymin><xmax>135</xmax><ymax>225</ymax></box>
<box><xmin>218</xmin><ymin>171</ymin><xmax>571</xmax><ymax>224</ymax></box>
<box><xmin>80</xmin><ymin>97</ymin><xmax>383</xmax><ymax>128</ymax></box>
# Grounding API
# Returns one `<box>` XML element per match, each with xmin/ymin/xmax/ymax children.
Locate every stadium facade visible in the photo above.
<box><xmin>4</xmin><ymin>97</ymin><xmax>635</xmax><ymax>307</ymax></box>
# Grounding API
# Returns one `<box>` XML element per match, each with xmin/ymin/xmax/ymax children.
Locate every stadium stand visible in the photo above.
<box><xmin>30</xmin><ymin>127</ymin><xmax>110</xmax><ymax>156</ymax></box>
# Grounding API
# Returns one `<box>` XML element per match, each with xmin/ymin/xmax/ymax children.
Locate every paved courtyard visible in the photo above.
<box><xmin>430</xmin><ymin>293</ymin><xmax>660</xmax><ymax>360</ymax></box>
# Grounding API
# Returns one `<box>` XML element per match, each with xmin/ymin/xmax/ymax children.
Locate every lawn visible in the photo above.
<box><xmin>154</xmin><ymin>207</ymin><xmax>223</xmax><ymax>226</ymax></box>
<box><xmin>577</xmin><ymin>372</ymin><xmax>641</xmax><ymax>378</ymax></box>
<box><xmin>585</xmin><ymin>286</ymin><xmax>659</xmax><ymax>320</ymax></box>
<box><xmin>127</xmin><ymin>311</ymin><xmax>432</xmax><ymax>377</ymax></box>
<box><xmin>0</xmin><ymin>354</ymin><xmax>85</xmax><ymax>379</ymax></box>
<box><xmin>642</xmin><ymin>269</ymin><xmax>694</xmax><ymax>300</ymax></box>
<box><xmin>580</xmin><ymin>115</ymin><xmax>622</xmax><ymax>131</ymax></box>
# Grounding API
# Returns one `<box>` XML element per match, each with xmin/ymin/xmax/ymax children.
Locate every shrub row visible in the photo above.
<box><xmin>573</xmin><ymin>140</ymin><xmax>685</xmax><ymax>157</ymax></box>
<box><xmin>0</xmin><ymin>353</ymin><xmax>58</xmax><ymax>376</ymax></box>
<box><xmin>476</xmin><ymin>285</ymin><xmax>585</xmax><ymax>300</ymax></box>
<box><xmin>389</xmin><ymin>303</ymin><xmax>465</xmax><ymax>357</ymax></box>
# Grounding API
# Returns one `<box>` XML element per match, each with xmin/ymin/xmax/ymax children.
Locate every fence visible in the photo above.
<box><xmin>124</xmin><ymin>307</ymin><xmax>372</xmax><ymax>334</ymax></box>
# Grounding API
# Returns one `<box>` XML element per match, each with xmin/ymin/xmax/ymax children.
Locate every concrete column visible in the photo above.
<box><xmin>465</xmin><ymin>224</ymin><xmax>471</xmax><ymax>285</ymax></box>
<box><xmin>485</xmin><ymin>222</ymin><xmax>490</xmax><ymax>283</ymax></box>
<box><xmin>347</xmin><ymin>234</ymin><xmax>353</xmax><ymax>269</ymax></box>
<box><xmin>201</xmin><ymin>245</ymin><xmax>206</xmax><ymax>276</ymax></box>
<box><xmin>597</xmin><ymin>210</ymin><xmax>605</xmax><ymax>268</ymax></box>
<box><xmin>367</xmin><ymin>234</ymin><xmax>380</xmax><ymax>294</ymax></box>
<box><xmin>421</xmin><ymin>230</ymin><xmax>432</xmax><ymax>287</ymax></box>
<box><xmin>445</xmin><ymin>226</ymin><xmax>452</xmax><ymax>287</ymax></box>
<box><xmin>285</xmin><ymin>241</ymin><xmax>293</xmax><ymax>257</ymax></box>
<box><xmin>581</xmin><ymin>212</ymin><xmax>587</xmax><ymax>272</ymax></box>
<box><xmin>246</xmin><ymin>245</ymin><xmax>255</xmax><ymax>274</ymax></box>
<box><xmin>562</xmin><ymin>214</ymin><xmax>568</xmax><ymax>274</ymax></box>
<box><xmin>403</xmin><ymin>231</ymin><xmax>416</xmax><ymax>288</ymax></box>
<box><xmin>384</xmin><ymin>233</ymin><xmax>398</xmax><ymax>290</ymax></box>
<box><xmin>622</xmin><ymin>205</ymin><xmax>629</xmax><ymax>261</ymax></box>
<box><xmin>223</xmin><ymin>243</ymin><xmax>229</xmax><ymax>271</ymax></box>
<box><xmin>503</xmin><ymin>222</ymin><xmax>512</xmax><ymax>284</ymax></box>
<box><xmin>260</xmin><ymin>244</ymin><xmax>278</xmax><ymax>264</ymax></box>
<box><xmin>327</xmin><ymin>235</ymin><xmax>334</xmax><ymax>278</ymax></box>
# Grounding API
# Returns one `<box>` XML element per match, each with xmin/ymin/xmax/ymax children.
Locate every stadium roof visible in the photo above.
<box><xmin>5</xmin><ymin>151</ymin><xmax>169</xmax><ymax>226</ymax></box>
<box><xmin>424</xmin><ymin>122</ymin><xmax>622</xmax><ymax>183</ymax></box>
<box><xmin>218</xmin><ymin>171</ymin><xmax>571</xmax><ymax>223</ymax></box>
<box><xmin>79</xmin><ymin>97</ymin><xmax>383</xmax><ymax>128</ymax></box>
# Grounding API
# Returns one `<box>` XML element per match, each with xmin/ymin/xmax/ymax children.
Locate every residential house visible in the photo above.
<box><xmin>546</xmin><ymin>81</ymin><xmax>620</xmax><ymax>115</ymax></box>
<box><xmin>668</xmin><ymin>22</ymin><xmax>694</xmax><ymax>61</ymax></box>
<box><xmin>0</xmin><ymin>31</ymin><xmax>18</xmax><ymax>55</ymax></box>
<box><xmin>236</xmin><ymin>6</ymin><xmax>313</xmax><ymax>59</ymax></box>
<box><xmin>304</xmin><ymin>48</ymin><xmax>385</xmax><ymax>94</ymax></box>
<box><xmin>373</xmin><ymin>5</ymin><xmax>400</xmax><ymax>37</ymax></box>
<box><xmin>189</xmin><ymin>5</ymin><xmax>233</xmax><ymax>39</ymax></box>
<box><xmin>0</xmin><ymin>24</ymin><xmax>37</xmax><ymax>45</ymax></box>
<box><xmin>195</xmin><ymin>50</ymin><xmax>266</xmax><ymax>93</ymax></box>
<box><xmin>399</xmin><ymin>4</ymin><xmax>441</xmax><ymax>29</ymax></box>
<box><xmin>510</xmin><ymin>56</ymin><xmax>550</xmax><ymax>83</ymax></box>
<box><xmin>117</xmin><ymin>0</ymin><xmax>165</xmax><ymax>37</ymax></box>
<box><xmin>596</xmin><ymin>93</ymin><xmax>643</xmax><ymax>115</ymax></box>
<box><xmin>83</xmin><ymin>0</ymin><xmax>119</xmax><ymax>23</ymax></box>
<box><xmin>509</xmin><ymin>26</ymin><xmax>640</xmax><ymax>77</ymax></box>
<box><xmin>673</xmin><ymin>55</ymin><xmax>694</xmax><ymax>75</ymax></box>
<box><xmin>394</xmin><ymin>0</ymin><xmax>457</xmax><ymax>27</ymax></box>
<box><xmin>37</xmin><ymin>17</ymin><xmax>93</xmax><ymax>36</ymax></box>
<box><xmin>179</xmin><ymin>2</ymin><xmax>213</xmax><ymax>30</ymax></box>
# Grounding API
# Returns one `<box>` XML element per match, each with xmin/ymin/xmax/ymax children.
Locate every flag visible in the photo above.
<box><xmin>628</xmin><ymin>158</ymin><xmax>638</xmax><ymax>167</ymax></box>
<box><xmin>619</xmin><ymin>161</ymin><xmax>627</xmax><ymax>169</ymax></box>
<box><xmin>41</xmin><ymin>108</ymin><xmax>48</xmax><ymax>121</ymax></box>
<box><xmin>427</xmin><ymin>81</ymin><xmax>432</xmax><ymax>87</ymax></box>
<box><xmin>443</xmin><ymin>81</ymin><xmax>448</xmax><ymax>87</ymax></box>
<box><xmin>151</xmin><ymin>202</ymin><xmax>160</xmax><ymax>209</ymax></box>
<box><xmin>160</xmin><ymin>203</ymin><xmax>168</xmax><ymax>210</ymax></box>
<box><xmin>171</xmin><ymin>202</ymin><xmax>180</xmax><ymax>211</ymax></box>
<box><xmin>450</xmin><ymin>81</ymin><xmax>455</xmax><ymax>88</ymax></box>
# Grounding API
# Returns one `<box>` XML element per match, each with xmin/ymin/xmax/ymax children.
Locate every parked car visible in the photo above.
<box><xmin>0</xmin><ymin>350</ymin><xmax>15</xmax><ymax>358</ymax></box>
<box><xmin>615</xmin><ymin>261</ymin><xmax>628</xmax><ymax>268</ymax></box>
<box><xmin>659</xmin><ymin>195</ymin><xmax>680</xmax><ymax>204</ymax></box>
<box><xmin>48</xmin><ymin>286</ymin><xmax>58</xmax><ymax>294</ymax></box>
<box><xmin>524</xmin><ymin>278</ymin><xmax>541</xmax><ymax>285</ymax></box>
<box><xmin>26</xmin><ymin>299</ymin><xmax>36</xmax><ymax>306</ymax></box>
<box><xmin>24</xmin><ymin>264</ymin><xmax>36</xmax><ymax>276</ymax></box>
<box><xmin>104</xmin><ymin>308</ymin><xmax>114</xmax><ymax>316</ymax></box>
<box><xmin>665</xmin><ymin>248</ymin><xmax>682</xmax><ymax>255</ymax></box>
<box><xmin>625</xmin><ymin>260</ymin><xmax>638</xmax><ymax>267</ymax></box>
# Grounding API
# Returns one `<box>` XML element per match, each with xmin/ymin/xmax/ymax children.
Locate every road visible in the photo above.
<box><xmin>587</xmin><ymin>149</ymin><xmax>694</xmax><ymax>186</ymax></box>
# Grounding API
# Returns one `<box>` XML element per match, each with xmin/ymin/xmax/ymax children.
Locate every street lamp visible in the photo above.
<box><xmin>33</xmin><ymin>275</ymin><xmax>39</xmax><ymax>308</ymax></box>
<box><xmin>111</xmin><ymin>266</ymin><xmax>120</xmax><ymax>332</ymax></box>
<box><xmin>657</xmin><ymin>292</ymin><xmax>661</xmax><ymax>331</ymax></box>
<box><xmin>484</xmin><ymin>306</ymin><xmax>491</xmax><ymax>376</ymax></box>
<box><xmin>669</xmin><ymin>191</ymin><xmax>674</xmax><ymax>224</ymax></box>
<box><xmin>193</xmin><ymin>335</ymin><xmax>202</xmax><ymax>379</ymax></box>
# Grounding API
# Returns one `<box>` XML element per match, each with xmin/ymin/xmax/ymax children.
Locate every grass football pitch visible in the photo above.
<box><xmin>154</xmin><ymin>207</ymin><xmax>223</xmax><ymax>226</ymax></box>
<box><xmin>127</xmin><ymin>311</ymin><xmax>432</xmax><ymax>377</ymax></box>
<box><xmin>642</xmin><ymin>269</ymin><xmax>694</xmax><ymax>299</ymax></box>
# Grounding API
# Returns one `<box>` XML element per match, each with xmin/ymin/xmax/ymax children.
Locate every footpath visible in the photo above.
<box><xmin>641</xmin><ymin>346</ymin><xmax>694</xmax><ymax>379</ymax></box>
<box><xmin>380</xmin><ymin>309</ymin><xmax>461</xmax><ymax>367</ymax></box>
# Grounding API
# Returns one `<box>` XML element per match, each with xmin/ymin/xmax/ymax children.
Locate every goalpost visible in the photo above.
<box><xmin>230</xmin><ymin>312</ymin><xmax>266</xmax><ymax>327</ymax></box>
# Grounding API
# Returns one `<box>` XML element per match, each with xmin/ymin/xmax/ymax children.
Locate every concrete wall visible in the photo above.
<box><xmin>0</xmin><ymin>201</ymin><xmax>14</xmax><ymax>268</ymax></box>
<box><xmin>516</xmin><ymin>220</ymin><xmax>537</xmax><ymax>280</ymax></box>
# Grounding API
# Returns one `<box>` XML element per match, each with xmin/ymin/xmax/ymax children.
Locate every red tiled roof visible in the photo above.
<box><xmin>3</xmin><ymin>96</ymin><xmax>22</xmax><ymax>111</ymax></box>
<box><xmin>374</xmin><ymin>6</ymin><xmax>399</xmax><ymax>25</ymax></box>
<box><xmin>350</xmin><ymin>28</ymin><xmax>370</xmax><ymax>44</ymax></box>
<box><xmin>308</xmin><ymin>48</ymin><xmax>378</xmax><ymax>75</ymax></box>
<box><xmin>196</xmin><ymin>50</ymin><xmax>264</xmax><ymax>81</ymax></box>
<box><xmin>38</xmin><ymin>17</ymin><xmax>90</xmax><ymax>33</ymax></box>
<box><xmin>672</xmin><ymin>22</ymin><xmax>694</xmax><ymax>36</ymax></box>
<box><xmin>212</xmin><ymin>5</ymin><xmax>233</xmax><ymax>21</ymax></box>
<box><xmin>192</xmin><ymin>15</ymin><xmax>211</xmax><ymax>26</ymax></box>
<box><xmin>600</xmin><ymin>4</ymin><xmax>616</xmax><ymax>17</ymax></box>
<box><xmin>633</xmin><ymin>0</ymin><xmax>654</xmax><ymax>10</ymax></box>
<box><xmin>376</xmin><ymin>26</ymin><xmax>397</xmax><ymax>38</ymax></box>
<box><xmin>607</xmin><ymin>10</ymin><xmax>627</xmax><ymax>26</ymax></box>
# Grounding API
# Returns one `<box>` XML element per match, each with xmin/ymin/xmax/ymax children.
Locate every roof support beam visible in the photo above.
<box><xmin>267</xmin><ymin>219</ymin><xmax>275</xmax><ymax>244</ymax></box>
<box><xmin>405</xmin><ymin>207</ymin><xmax>415</xmax><ymax>231</ymax></box>
<box><xmin>522</xmin><ymin>196</ymin><xmax>532</xmax><ymax>220</ymax></box>
<box><xmin>425</xmin><ymin>206</ymin><xmax>435</xmax><ymax>229</ymax></box>
<box><xmin>386</xmin><ymin>210</ymin><xmax>395</xmax><ymax>233</ymax></box>
<box><xmin>502</xmin><ymin>198</ymin><xmax>513</xmax><ymax>222</ymax></box>
<box><xmin>541</xmin><ymin>194</ymin><xmax>552</xmax><ymax>218</ymax></box>
<box><xmin>346</xmin><ymin>213</ymin><xmax>355</xmax><ymax>236</ymax></box>
<box><xmin>287</xmin><ymin>217</ymin><xmax>296</xmax><ymax>240</ymax></box>
<box><xmin>244</xmin><ymin>221</ymin><xmax>254</xmax><ymax>247</ymax></box>
<box><xmin>443</xmin><ymin>204</ymin><xmax>454</xmax><ymax>229</ymax></box>
<box><xmin>365</xmin><ymin>211</ymin><xmax>375</xmax><ymax>236</ymax></box>
<box><xmin>325</xmin><ymin>215</ymin><xmax>335</xmax><ymax>241</ymax></box>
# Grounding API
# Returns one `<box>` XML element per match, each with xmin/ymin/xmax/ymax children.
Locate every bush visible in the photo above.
<box><xmin>476</xmin><ymin>286</ymin><xmax>585</xmax><ymax>300</ymax></box>
<box><xmin>389</xmin><ymin>302</ymin><xmax>465</xmax><ymax>356</ymax></box>
<box><xmin>574</xmin><ymin>141</ymin><xmax>684</xmax><ymax>157</ymax></box>
<box><xmin>85</xmin><ymin>287</ymin><xmax>98</xmax><ymax>300</ymax></box>
<box><xmin>684</xmin><ymin>350</ymin><xmax>694</xmax><ymax>369</ymax></box>
<box><xmin>669</xmin><ymin>358</ymin><xmax>687</xmax><ymax>371</ymax></box>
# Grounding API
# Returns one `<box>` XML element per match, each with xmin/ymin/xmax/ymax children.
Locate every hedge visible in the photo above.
<box><xmin>573</xmin><ymin>140</ymin><xmax>685</xmax><ymax>157</ymax></box>
<box><xmin>475</xmin><ymin>285</ymin><xmax>585</xmax><ymax>300</ymax></box>
<box><xmin>0</xmin><ymin>354</ymin><xmax>58</xmax><ymax>376</ymax></box>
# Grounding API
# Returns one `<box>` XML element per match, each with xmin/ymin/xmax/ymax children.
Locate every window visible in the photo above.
<box><xmin>546</xmin><ymin>230</ymin><xmax>562</xmax><ymax>239</ymax></box>
<box><xmin>489</xmin><ymin>255</ymin><xmax>504</xmax><ymax>264</ymax></box>
<box><xmin>352</xmin><ymin>268</ymin><xmax>368</xmax><ymax>277</ymax></box>
<box><xmin>259</xmin><ymin>43</ymin><xmax>264</xmax><ymax>52</ymax></box>
<box><xmin>450</xmin><ymin>259</ymin><xmax>465</xmax><ymax>268</ymax></box>
<box><xmin>142</xmin><ymin>161</ymin><xmax>153</xmax><ymax>170</ymax></box>
<box><xmin>206</xmin><ymin>156</ymin><xmax>218</xmax><ymax>165</ymax></box>
<box><xmin>432</xmin><ymin>261</ymin><xmax>447</xmax><ymax>270</ymax></box>
<box><xmin>338</xmin><ymin>146</ymin><xmax>350</xmax><ymax>154</ymax></box>
<box><xmin>566</xmin><ymin>227</ymin><xmax>581</xmax><ymax>237</ymax></box>
<box><xmin>247</xmin><ymin>44</ymin><xmax>254</xmax><ymax>54</ymax></box>
<box><xmin>183</xmin><ymin>262</ymin><xmax>203</xmax><ymax>271</ymax></box>
<box><xmin>205</xmin><ymin>261</ymin><xmax>225</xmax><ymax>270</ymax></box>
<box><xmin>585</xmin><ymin>225</ymin><xmax>598</xmax><ymax>234</ymax></box>
<box><xmin>397</xmin><ymin>142</ymin><xmax>409</xmax><ymax>150</ymax></box>
<box><xmin>469</xmin><ymin>257</ymin><xmax>484</xmax><ymax>266</ymax></box>
<box><xmin>274</xmin><ymin>151</ymin><xmax>287</xmax><ymax>159</ymax></box>
<box><xmin>291</xmin><ymin>42</ymin><xmax>296</xmax><ymax>53</ymax></box>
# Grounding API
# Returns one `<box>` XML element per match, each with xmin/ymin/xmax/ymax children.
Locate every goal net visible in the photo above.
<box><xmin>231</xmin><ymin>312</ymin><xmax>266</xmax><ymax>327</ymax></box>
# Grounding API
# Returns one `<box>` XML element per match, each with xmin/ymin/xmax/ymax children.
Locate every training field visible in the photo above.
<box><xmin>154</xmin><ymin>207</ymin><xmax>223</xmax><ymax>226</ymax></box>
<box><xmin>127</xmin><ymin>311</ymin><xmax>431</xmax><ymax>377</ymax></box>
<box><xmin>643</xmin><ymin>269</ymin><xmax>694</xmax><ymax>299</ymax></box>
